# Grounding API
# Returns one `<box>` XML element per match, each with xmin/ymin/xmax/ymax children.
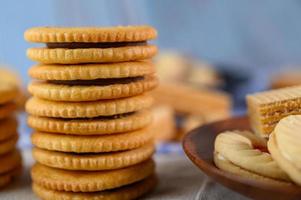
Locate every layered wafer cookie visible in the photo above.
<box><xmin>268</xmin><ymin>115</ymin><xmax>301</xmax><ymax>185</ymax></box>
<box><xmin>214</xmin><ymin>130</ymin><xmax>291</xmax><ymax>184</ymax></box>
<box><xmin>247</xmin><ymin>85</ymin><xmax>301</xmax><ymax>138</ymax></box>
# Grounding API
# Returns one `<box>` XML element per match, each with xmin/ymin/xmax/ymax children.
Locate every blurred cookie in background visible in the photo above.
<box><xmin>270</xmin><ymin>70</ymin><xmax>301</xmax><ymax>89</ymax></box>
<box><xmin>153</xmin><ymin>51</ymin><xmax>232</xmax><ymax>141</ymax></box>
<box><xmin>151</xmin><ymin>105</ymin><xmax>176</xmax><ymax>142</ymax></box>
<box><xmin>0</xmin><ymin>66</ymin><xmax>27</xmax><ymax>111</ymax></box>
<box><xmin>155</xmin><ymin>51</ymin><xmax>222</xmax><ymax>88</ymax></box>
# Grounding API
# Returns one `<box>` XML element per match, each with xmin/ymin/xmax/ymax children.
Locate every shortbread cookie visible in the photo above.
<box><xmin>27</xmin><ymin>45</ymin><xmax>157</xmax><ymax>64</ymax></box>
<box><xmin>31</xmin><ymin>159</ymin><xmax>155</xmax><ymax>192</ymax></box>
<box><xmin>0</xmin><ymin>82</ymin><xmax>18</xmax><ymax>105</ymax></box>
<box><xmin>32</xmin><ymin>142</ymin><xmax>154</xmax><ymax>170</ymax></box>
<box><xmin>0</xmin><ymin>102</ymin><xmax>17</xmax><ymax>119</ymax></box>
<box><xmin>214</xmin><ymin>130</ymin><xmax>290</xmax><ymax>181</ymax></box>
<box><xmin>247</xmin><ymin>85</ymin><xmax>301</xmax><ymax>137</ymax></box>
<box><xmin>0</xmin><ymin>117</ymin><xmax>17</xmax><ymax>142</ymax></box>
<box><xmin>26</xmin><ymin>94</ymin><xmax>153</xmax><ymax>118</ymax></box>
<box><xmin>0</xmin><ymin>150</ymin><xmax>22</xmax><ymax>174</ymax></box>
<box><xmin>25</xmin><ymin>26</ymin><xmax>157</xmax><ymax>43</ymax></box>
<box><xmin>214</xmin><ymin>152</ymin><xmax>290</xmax><ymax>186</ymax></box>
<box><xmin>28</xmin><ymin>75</ymin><xmax>158</xmax><ymax>101</ymax></box>
<box><xmin>0</xmin><ymin>135</ymin><xmax>18</xmax><ymax>155</ymax></box>
<box><xmin>0</xmin><ymin>166</ymin><xmax>22</xmax><ymax>188</ymax></box>
<box><xmin>31</xmin><ymin>127</ymin><xmax>153</xmax><ymax>153</ymax></box>
<box><xmin>27</xmin><ymin>110</ymin><xmax>152</xmax><ymax>135</ymax></box>
<box><xmin>28</xmin><ymin>61</ymin><xmax>155</xmax><ymax>81</ymax></box>
<box><xmin>269</xmin><ymin>115</ymin><xmax>301</xmax><ymax>185</ymax></box>
<box><xmin>32</xmin><ymin>175</ymin><xmax>156</xmax><ymax>200</ymax></box>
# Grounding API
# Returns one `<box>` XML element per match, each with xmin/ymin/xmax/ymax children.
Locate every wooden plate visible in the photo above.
<box><xmin>183</xmin><ymin>116</ymin><xmax>301</xmax><ymax>200</ymax></box>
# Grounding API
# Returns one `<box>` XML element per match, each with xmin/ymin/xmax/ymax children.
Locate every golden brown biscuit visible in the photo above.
<box><xmin>27</xmin><ymin>45</ymin><xmax>157</xmax><ymax>64</ymax></box>
<box><xmin>26</xmin><ymin>94</ymin><xmax>153</xmax><ymax>118</ymax></box>
<box><xmin>0</xmin><ymin>135</ymin><xmax>18</xmax><ymax>155</ymax></box>
<box><xmin>32</xmin><ymin>142</ymin><xmax>154</xmax><ymax>170</ymax></box>
<box><xmin>32</xmin><ymin>175</ymin><xmax>157</xmax><ymax>200</ymax></box>
<box><xmin>31</xmin><ymin>126</ymin><xmax>153</xmax><ymax>153</ymax></box>
<box><xmin>28</xmin><ymin>61</ymin><xmax>155</xmax><ymax>81</ymax></box>
<box><xmin>0</xmin><ymin>150</ymin><xmax>22</xmax><ymax>174</ymax></box>
<box><xmin>31</xmin><ymin>159</ymin><xmax>155</xmax><ymax>192</ymax></box>
<box><xmin>25</xmin><ymin>26</ymin><xmax>157</xmax><ymax>43</ymax></box>
<box><xmin>27</xmin><ymin>110</ymin><xmax>152</xmax><ymax>135</ymax></box>
<box><xmin>0</xmin><ymin>117</ymin><xmax>17</xmax><ymax>142</ymax></box>
<box><xmin>28</xmin><ymin>75</ymin><xmax>158</xmax><ymax>101</ymax></box>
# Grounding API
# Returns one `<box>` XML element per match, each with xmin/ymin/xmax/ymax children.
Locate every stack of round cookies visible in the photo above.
<box><xmin>25</xmin><ymin>26</ymin><xmax>159</xmax><ymax>199</ymax></box>
<box><xmin>0</xmin><ymin>83</ymin><xmax>21</xmax><ymax>188</ymax></box>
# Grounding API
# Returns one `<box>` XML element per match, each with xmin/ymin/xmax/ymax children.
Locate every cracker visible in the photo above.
<box><xmin>28</xmin><ymin>76</ymin><xmax>158</xmax><ymax>101</ymax></box>
<box><xmin>0</xmin><ymin>150</ymin><xmax>22</xmax><ymax>174</ymax></box>
<box><xmin>28</xmin><ymin>61</ymin><xmax>155</xmax><ymax>81</ymax></box>
<box><xmin>27</xmin><ymin>45</ymin><xmax>157</xmax><ymax>64</ymax></box>
<box><xmin>0</xmin><ymin>117</ymin><xmax>17</xmax><ymax>142</ymax></box>
<box><xmin>27</xmin><ymin>110</ymin><xmax>152</xmax><ymax>135</ymax></box>
<box><xmin>0</xmin><ymin>166</ymin><xmax>22</xmax><ymax>189</ymax></box>
<box><xmin>26</xmin><ymin>94</ymin><xmax>153</xmax><ymax>118</ymax></box>
<box><xmin>31</xmin><ymin>126</ymin><xmax>153</xmax><ymax>153</ymax></box>
<box><xmin>215</xmin><ymin>130</ymin><xmax>290</xmax><ymax>181</ymax></box>
<box><xmin>25</xmin><ymin>26</ymin><xmax>157</xmax><ymax>43</ymax></box>
<box><xmin>32</xmin><ymin>175</ymin><xmax>156</xmax><ymax>200</ymax></box>
<box><xmin>0</xmin><ymin>82</ymin><xmax>19</xmax><ymax>105</ymax></box>
<box><xmin>33</xmin><ymin>142</ymin><xmax>154</xmax><ymax>170</ymax></box>
<box><xmin>31</xmin><ymin>159</ymin><xmax>155</xmax><ymax>192</ymax></box>
<box><xmin>0</xmin><ymin>135</ymin><xmax>18</xmax><ymax>155</ymax></box>
<box><xmin>247</xmin><ymin>85</ymin><xmax>301</xmax><ymax>137</ymax></box>
<box><xmin>0</xmin><ymin>102</ymin><xmax>17</xmax><ymax>119</ymax></box>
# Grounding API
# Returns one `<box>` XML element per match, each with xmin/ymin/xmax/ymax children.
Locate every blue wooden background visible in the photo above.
<box><xmin>1</xmin><ymin>0</ymin><xmax>301</xmax><ymax>86</ymax></box>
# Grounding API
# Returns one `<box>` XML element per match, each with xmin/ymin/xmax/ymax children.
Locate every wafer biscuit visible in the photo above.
<box><xmin>28</xmin><ymin>75</ymin><xmax>158</xmax><ymax>101</ymax></box>
<box><xmin>26</xmin><ymin>94</ymin><xmax>153</xmax><ymax>118</ymax></box>
<box><xmin>28</xmin><ymin>61</ymin><xmax>155</xmax><ymax>81</ymax></box>
<box><xmin>27</xmin><ymin>110</ymin><xmax>152</xmax><ymax>135</ymax></box>
<box><xmin>32</xmin><ymin>175</ymin><xmax>157</xmax><ymax>200</ymax></box>
<box><xmin>31</xmin><ymin>126</ymin><xmax>153</xmax><ymax>153</ymax></box>
<box><xmin>247</xmin><ymin>86</ymin><xmax>301</xmax><ymax>137</ymax></box>
<box><xmin>31</xmin><ymin>159</ymin><xmax>155</xmax><ymax>192</ymax></box>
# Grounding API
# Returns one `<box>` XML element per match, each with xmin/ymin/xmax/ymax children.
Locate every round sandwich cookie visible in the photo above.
<box><xmin>0</xmin><ymin>150</ymin><xmax>22</xmax><ymax>175</ymax></box>
<box><xmin>32</xmin><ymin>175</ymin><xmax>157</xmax><ymax>200</ymax></box>
<box><xmin>31</xmin><ymin>159</ymin><xmax>155</xmax><ymax>192</ymax></box>
<box><xmin>0</xmin><ymin>135</ymin><xmax>19</xmax><ymax>155</ymax></box>
<box><xmin>268</xmin><ymin>115</ymin><xmax>301</xmax><ymax>185</ymax></box>
<box><xmin>0</xmin><ymin>82</ymin><xmax>19</xmax><ymax>105</ymax></box>
<box><xmin>31</xmin><ymin>126</ymin><xmax>153</xmax><ymax>153</ymax></box>
<box><xmin>213</xmin><ymin>152</ymin><xmax>290</xmax><ymax>186</ymax></box>
<box><xmin>27</xmin><ymin>109</ymin><xmax>152</xmax><ymax>135</ymax></box>
<box><xmin>0</xmin><ymin>102</ymin><xmax>17</xmax><ymax>119</ymax></box>
<box><xmin>24</xmin><ymin>26</ymin><xmax>157</xmax><ymax>43</ymax></box>
<box><xmin>0</xmin><ymin>165</ymin><xmax>22</xmax><ymax>189</ymax></box>
<box><xmin>27</xmin><ymin>45</ymin><xmax>157</xmax><ymax>64</ymax></box>
<box><xmin>0</xmin><ymin>117</ymin><xmax>18</xmax><ymax>142</ymax></box>
<box><xmin>32</xmin><ymin>142</ymin><xmax>154</xmax><ymax>170</ymax></box>
<box><xmin>28</xmin><ymin>61</ymin><xmax>155</xmax><ymax>81</ymax></box>
<box><xmin>214</xmin><ymin>130</ymin><xmax>291</xmax><ymax>182</ymax></box>
<box><xmin>28</xmin><ymin>75</ymin><xmax>158</xmax><ymax>101</ymax></box>
<box><xmin>26</xmin><ymin>94</ymin><xmax>153</xmax><ymax>118</ymax></box>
